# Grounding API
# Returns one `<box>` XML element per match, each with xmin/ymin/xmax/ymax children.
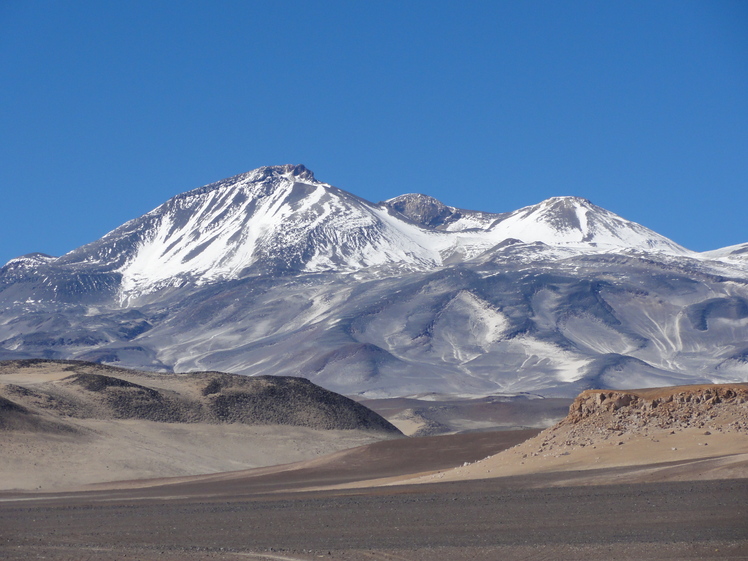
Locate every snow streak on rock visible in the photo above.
<box><xmin>1</xmin><ymin>165</ymin><xmax>747</xmax><ymax>397</ymax></box>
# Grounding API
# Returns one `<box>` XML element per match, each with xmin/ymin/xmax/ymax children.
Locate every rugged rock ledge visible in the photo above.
<box><xmin>415</xmin><ymin>383</ymin><xmax>748</xmax><ymax>485</ymax></box>
<box><xmin>531</xmin><ymin>384</ymin><xmax>748</xmax><ymax>456</ymax></box>
<box><xmin>566</xmin><ymin>384</ymin><xmax>748</xmax><ymax>429</ymax></box>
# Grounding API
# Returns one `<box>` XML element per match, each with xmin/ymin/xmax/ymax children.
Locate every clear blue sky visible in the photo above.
<box><xmin>1</xmin><ymin>1</ymin><xmax>747</xmax><ymax>265</ymax></box>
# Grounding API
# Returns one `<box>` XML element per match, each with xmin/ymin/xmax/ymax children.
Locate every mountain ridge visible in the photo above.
<box><xmin>3</xmin><ymin>165</ymin><xmax>703</xmax><ymax>301</ymax></box>
<box><xmin>1</xmin><ymin>165</ymin><xmax>747</xmax><ymax>398</ymax></box>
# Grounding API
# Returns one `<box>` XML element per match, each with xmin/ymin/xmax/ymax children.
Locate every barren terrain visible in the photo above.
<box><xmin>359</xmin><ymin>393</ymin><xmax>571</xmax><ymax>436</ymax></box>
<box><xmin>1</xmin><ymin>460</ymin><xmax>745</xmax><ymax>560</ymax></box>
<box><xmin>0</xmin><ymin>360</ymin><xmax>400</xmax><ymax>490</ymax></box>
<box><xmin>2</xmin><ymin>370</ymin><xmax>747</xmax><ymax>560</ymax></box>
<box><xmin>409</xmin><ymin>383</ymin><xmax>748</xmax><ymax>487</ymax></box>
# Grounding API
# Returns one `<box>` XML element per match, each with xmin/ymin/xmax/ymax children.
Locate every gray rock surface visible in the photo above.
<box><xmin>1</xmin><ymin>165</ymin><xmax>747</xmax><ymax>397</ymax></box>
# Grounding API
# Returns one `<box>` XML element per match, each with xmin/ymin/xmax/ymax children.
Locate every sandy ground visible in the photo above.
<box><xmin>1</xmin><ymin>457</ymin><xmax>746</xmax><ymax>560</ymax></box>
<box><xmin>0</xmin><ymin>360</ymin><xmax>401</xmax><ymax>491</ymax></box>
<box><xmin>1</xmin><ymin>425</ymin><xmax>746</xmax><ymax>560</ymax></box>
<box><xmin>0</xmin><ymin>420</ymin><xmax>391</xmax><ymax>491</ymax></box>
<box><xmin>360</xmin><ymin>394</ymin><xmax>571</xmax><ymax>436</ymax></box>
<box><xmin>2</xmin><ymin>372</ymin><xmax>747</xmax><ymax>560</ymax></box>
<box><xmin>0</xmin><ymin>430</ymin><xmax>540</xmax><ymax>497</ymax></box>
<box><xmin>409</xmin><ymin>426</ymin><xmax>748</xmax><ymax>487</ymax></box>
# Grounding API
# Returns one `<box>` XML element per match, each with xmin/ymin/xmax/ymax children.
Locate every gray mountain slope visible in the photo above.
<box><xmin>1</xmin><ymin>165</ymin><xmax>747</xmax><ymax>397</ymax></box>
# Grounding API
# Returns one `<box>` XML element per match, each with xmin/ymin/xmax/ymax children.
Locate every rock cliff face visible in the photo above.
<box><xmin>565</xmin><ymin>385</ymin><xmax>748</xmax><ymax>431</ymax></box>
<box><xmin>534</xmin><ymin>384</ymin><xmax>748</xmax><ymax>456</ymax></box>
<box><xmin>416</xmin><ymin>383</ymin><xmax>748</xmax><ymax>485</ymax></box>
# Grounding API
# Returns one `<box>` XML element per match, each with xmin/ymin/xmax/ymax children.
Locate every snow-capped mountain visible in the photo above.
<box><xmin>12</xmin><ymin>164</ymin><xmax>690</xmax><ymax>304</ymax></box>
<box><xmin>1</xmin><ymin>165</ymin><xmax>747</xmax><ymax>397</ymax></box>
<box><xmin>702</xmin><ymin>242</ymin><xmax>748</xmax><ymax>262</ymax></box>
<box><xmin>483</xmin><ymin>196</ymin><xmax>689</xmax><ymax>253</ymax></box>
<box><xmin>50</xmin><ymin>165</ymin><xmax>443</xmax><ymax>303</ymax></box>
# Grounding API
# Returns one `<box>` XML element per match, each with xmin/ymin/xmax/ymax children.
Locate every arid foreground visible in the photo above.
<box><xmin>0</xmin><ymin>359</ymin><xmax>401</xmax><ymax>490</ymax></box>
<box><xmin>1</xmin><ymin>476</ymin><xmax>745</xmax><ymax>561</ymax></box>
<box><xmin>1</xmin><ymin>375</ymin><xmax>747</xmax><ymax>559</ymax></box>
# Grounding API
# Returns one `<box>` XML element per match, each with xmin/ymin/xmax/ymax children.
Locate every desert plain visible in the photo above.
<box><xmin>1</xmin><ymin>360</ymin><xmax>747</xmax><ymax>560</ymax></box>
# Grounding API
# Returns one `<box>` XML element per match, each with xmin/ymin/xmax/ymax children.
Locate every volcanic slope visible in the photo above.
<box><xmin>0</xmin><ymin>359</ymin><xmax>401</xmax><ymax>490</ymax></box>
<box><xmin>2</xmin><ymin>165</ymin><xmax>748</xmax><ymax>397</ymax></box>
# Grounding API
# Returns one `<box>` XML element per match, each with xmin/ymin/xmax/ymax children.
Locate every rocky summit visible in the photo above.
<box><xmin>1</xmin><ymin>165</ymin><xmax>748</xmax><ymax>397</ymax></box>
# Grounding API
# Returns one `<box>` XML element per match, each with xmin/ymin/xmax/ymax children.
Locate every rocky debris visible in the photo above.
<box><xmin>0</xmin><ymin>394</ymin><xmax>31</xmax><ymax>426</ymax></box>
<box><xmin>62</xmin><ymin>372</ymin><xmax>201</xmax><ymax>422</ymax></box>
<box><xmin>529</xmin><ymin>384</ymin><xmax>748</xmax><ymax>455</ymax></box>
<box><xmin>384</xmin><ymin>193</ymin><xmax>461</xmax><ymax>228</ymax></box>
<box><xmin>192</xmin><ymin>372</ymin><xmax>402</xmax><ymax>431</ymax></box>
<box><xmin>566</xmin><ymin>385</ymin><xmax>748</xmax><ymax>428</ymax></box>
<box><xmin>0</xmin><ymin>392</ymin><xmax>78</xmax><ymax>434</ymax></box>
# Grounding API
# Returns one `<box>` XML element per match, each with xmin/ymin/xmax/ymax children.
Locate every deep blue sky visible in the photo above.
<box><xmin>2</xmin><ymin>1</ymin><xmax>747</xmax><ymax>265</ymax></box>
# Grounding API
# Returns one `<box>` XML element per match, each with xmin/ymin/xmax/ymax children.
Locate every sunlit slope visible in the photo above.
<box><xmin>1</xmin><ymin>165</ymin><xmax>747</xmax><ymax>397</ymax></box>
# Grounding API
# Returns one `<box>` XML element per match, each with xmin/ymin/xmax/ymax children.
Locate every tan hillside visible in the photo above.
<box><xmin>0</xmin><ymin>359</ymin><xmax>401</xmax><ymax>490</ymax></box>
<box><xmin>408</xmin><ymin>383</ymin><xmax>748</xmax><ymax>486</ymax></box>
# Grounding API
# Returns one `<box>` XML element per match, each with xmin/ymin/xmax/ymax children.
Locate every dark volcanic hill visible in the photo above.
<box><xmin>0</xmin><ymin>359</ymin><xmax>402</xmax><ymax>490</ymax></box>
<box><xmin>1</xmin><ymin>165</ymin><xmax>747</xmax><ymax>397</ymax></box>
<box><xmin>0</xmin><ymin>359</ymin><xmax>400</xmax><ymax>433</ymax></box>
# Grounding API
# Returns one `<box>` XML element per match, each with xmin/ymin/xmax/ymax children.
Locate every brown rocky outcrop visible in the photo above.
<box><xmin>417</xmin><ymin>383</ymin><xmax>748</xmax><ymax>485</ymax></box>
<box><xmin>524</xmin><ymin>383</ymin><xmax>748</xmax><ymax>456</ymax></box>
<box><xmin>565</xmin><ymin>384</ymin><xmax>748</xmax><ymax>430</ymax></box>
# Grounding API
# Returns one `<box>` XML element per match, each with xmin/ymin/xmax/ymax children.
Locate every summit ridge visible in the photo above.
<box><xmin>1</xmin><ymin>165</ymin><xmax>747</xmax><ymax>398</ymax></box>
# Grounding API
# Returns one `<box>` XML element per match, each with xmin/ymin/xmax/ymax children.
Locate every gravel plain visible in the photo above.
<box><xmin>1</xmin><ymin>434</ymin><xmax>746</xmax><ymax>561</ymax></box>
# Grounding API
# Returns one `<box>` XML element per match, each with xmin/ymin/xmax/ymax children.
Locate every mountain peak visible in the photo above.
<box><xmin>539</xmin><ymin>195</ymin><xmax>594</xmax><ymax>207</ymax></box>
<box><xmin>384</xmin><ymin>193</ymin><xmax>459</xmax><ymax>228</ymax></box>
<box><xmin>488</xmin><ymin>196</ymin><xmax>690</xmax><ymax>254</ymax></box>
<box><xmin>4</xmin><ymin>167</ymin><xmax>694</xmax><ymax>305</ymax></box>
<box><xmin>702</xmin><ymin>242</ymin><xmax>748</xmax><ymax>261</ymax></box>
<box><xmin>3</xmin><ymin>252</ymin><xmax>55</xmax><ymax>268</ymax></box>
<box><xmin>522</xmin><ymin>196</ymin><xmax>601</xmax><ymax>234</ymax></box>
<box><xmin>263</xmin><ymin>163</ymin><xmax>315</xmax><ymax>181</ymax></box>
<box><xmin>3</xmin><ymin>165</ymin><xmax>747</xmax><ymax>400</ymax></box>
<box><xmin>175</xmin><ymin>164</ymin><xmax>317</xmax><ymax>202</ymax></box>
<box><xmin>532</xmin><ymin>196</ymin><xmax>601</xmax><ymax>222</ymax></box>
